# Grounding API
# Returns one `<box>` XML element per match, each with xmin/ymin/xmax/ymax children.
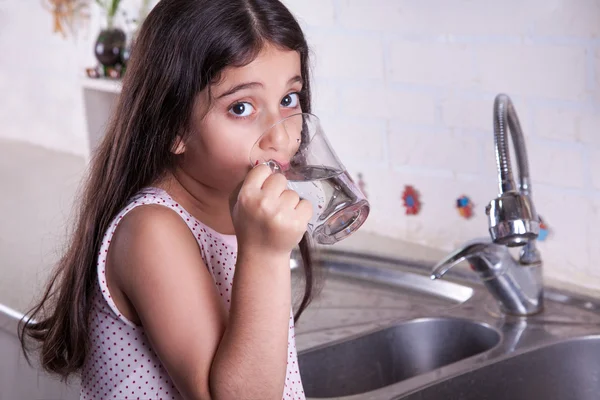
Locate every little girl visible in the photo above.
<box><xmin>20</xmin><ymin>0</ymin><xmax>319</xmax><ymax>399</ymax></box>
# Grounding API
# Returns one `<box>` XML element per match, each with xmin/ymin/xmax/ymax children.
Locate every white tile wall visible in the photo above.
<box><xmin>0</xmin><ymin>1</ymin><xmax>599</xmax><ymax>291</ymax></box>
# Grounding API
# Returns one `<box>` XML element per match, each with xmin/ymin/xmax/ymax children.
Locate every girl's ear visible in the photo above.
<box><xmin>171</xmin><ymin>136</ymin><xmax>186</xmax><ymax>155</ymax></box>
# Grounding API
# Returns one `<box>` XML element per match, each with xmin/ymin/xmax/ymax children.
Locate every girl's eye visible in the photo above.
<box><xmin>229</xmin><ymin>102</ymin><xmax>255</xmax><ymax>118</ymax></box>
<box><xmin>281</xmin><ymin>93</ymin><xmax>300</xmax><ymax>108</ymax></box>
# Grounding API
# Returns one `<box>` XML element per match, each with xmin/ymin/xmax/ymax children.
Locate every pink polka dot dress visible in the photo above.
<box><xmin>80</xmin><ymin>187</ymin><xmax>305</xmax><ymax>400</ymax></box>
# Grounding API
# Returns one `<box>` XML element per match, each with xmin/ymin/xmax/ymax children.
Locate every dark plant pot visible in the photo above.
<box><xmin>94</xmin><ymin>28</ymin><xmax>126</xmax><ymax>67</ymax></box>
<box><xmin>120</xmin><ymin>41</ymin><xmax>132</xmax><ymax>67</ymax></box>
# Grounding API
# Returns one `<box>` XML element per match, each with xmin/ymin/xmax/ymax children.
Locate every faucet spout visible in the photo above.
<box><xmin>493</xmin><ymin>94</ymin><xmax>532</xmax><ymax>196</ymax></box>
<box><xmin>487</xmin><ymin>94</ymin><xmax>540</xmax><ymax>251</ymax></box>
<box><xmin>431</xmin><ymin>94</ymin><xmax>544</xmax><ymax>316</ymax></box>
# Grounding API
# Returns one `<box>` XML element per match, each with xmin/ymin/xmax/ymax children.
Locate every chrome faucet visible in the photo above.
<box><xmin>431</xmin><ymin>94</ymin><xmax>544</xmax><ymax>316</ymax></box>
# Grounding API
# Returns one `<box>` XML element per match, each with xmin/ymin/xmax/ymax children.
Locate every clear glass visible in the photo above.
<box><xmin>249</xmin><ymin>113</ymin><xmax>370</xmax><ymax>245</ymax></box>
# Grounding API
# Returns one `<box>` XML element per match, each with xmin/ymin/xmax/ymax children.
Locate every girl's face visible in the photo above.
<box><xmin>178</xmin><ymin>44</ymin><xmax>303</xmax><ymax>193</ymax></box>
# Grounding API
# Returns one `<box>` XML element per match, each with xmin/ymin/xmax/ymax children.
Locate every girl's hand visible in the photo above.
<box><xmin>231</xmin><ymin>164</ymin><xmax>312</xmax><ymax>256</ymax></box>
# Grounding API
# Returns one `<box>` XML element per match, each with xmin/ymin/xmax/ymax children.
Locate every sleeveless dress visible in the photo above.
<box><xmin>80</xmin><ymin>187</ymin><xmax>305</xmax><ymax>399</ymax></box>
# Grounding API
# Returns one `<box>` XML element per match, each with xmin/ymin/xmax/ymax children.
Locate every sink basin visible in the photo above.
<box><xmin>398</xmin><ymin>336</ymin><xmax>600</xmax><ymax>400</ymax></box>
<box><xmin>292</xmin><ymin>254</ymin><xmax>477</xmax><ymax>352</ymax></box>
<box><xmin>298</xmin><ymin>317</ymin><xmax>501</xmax><ymax>398</ymax></box>
<box><xmin>293</xmin><ymin>249</ymin><xmax>600</xmax><ymax>400</ymax></box>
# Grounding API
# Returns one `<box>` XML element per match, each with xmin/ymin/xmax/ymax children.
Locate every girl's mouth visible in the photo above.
<box><xmin>276</xmin><ymin>161</ymin><xmax>291</xmax><ymax>172</ymax></box>
<box><xmin>253</xmin><ymin>159</ymin><xmax>290</xmax><ymax>173</ymax></box>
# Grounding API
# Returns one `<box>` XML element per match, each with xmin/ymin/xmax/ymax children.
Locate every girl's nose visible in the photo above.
<box><xmin>259</xmin><ymin>119</ymin><xmax>290</xmax><ymax>152</ymax></box>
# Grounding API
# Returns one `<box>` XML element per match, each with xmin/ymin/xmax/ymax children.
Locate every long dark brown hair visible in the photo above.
<box><xmin>19</xmin><ymin>0</ymin><xmax>319</xmax><ymax>379</ymax></box>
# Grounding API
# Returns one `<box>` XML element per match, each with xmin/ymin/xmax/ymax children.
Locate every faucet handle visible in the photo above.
<box><xmin>430</xmin><ymin>238</ymin><xmax>510</xmax><ymax>280</ymax></box>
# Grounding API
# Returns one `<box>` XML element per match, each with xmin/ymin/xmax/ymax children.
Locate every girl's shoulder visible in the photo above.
<box><xmin>110</xmin><ymin>187</ymin><xmax>195</xmax><ymax>232</ymax></box>
<box><xmin>116</xmin><ymin>187</ymin><xmax>237</xmax><ymax>246</ymax></box>
<box><xmin>103</xmin><ymin>187</ymin><xmax>237</xmax><ymax>278</ymax></box>
<box><xmin>96</xmin><ymin>187</ymin><xmax>208</xmax><ymax>327</ymax></box>
<box><xmin>107</xmin><ymin>187</ymin><xmax>200</xmax><ymax>253</ymax></box>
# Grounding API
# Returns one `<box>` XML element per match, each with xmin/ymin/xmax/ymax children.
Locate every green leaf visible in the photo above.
<box><xmin>108</xmin><ymin>0</ymin><xmax>122</xmax><ymax>17</ymax></box>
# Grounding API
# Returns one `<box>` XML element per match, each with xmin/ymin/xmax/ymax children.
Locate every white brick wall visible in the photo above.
<box><xmin>388</xmin><ymin>127</ymin><xmax>482</xmax><ymax>175</ymax></box>
<box><xmin>340</xmin><ymin>86</ymin><xmax>437</xmax><ymax>123</ymax></box>
<box><xmin>390</xmin><ymin>42</ymin><xmax>476</xmax><ymax>88</ymax></box>
<box><xmin>282</xmin><ymin>0</ymin><xmax>600</xmax><ymax>289</ymax></box>
<box><xmin>534</xmin><ymin>108</ymin><xmax>581</xmax><ymax>141</ymax></box>
<box><xmin>337</xmin><ymin>0</ymin><xmax>537</xmax><ymax>36</ymax></box>
<box><xmin>441</xmin><ymin>97</ymin><xmax>492</xmax><ymax>132</ymax></box>
<box><xmin>322</xmin><ymin>118</ymin><xmax>387</xmax><ymax>166</ymax></box>
<box><xmin>589</xmin><ymin>198</ymin><xmax>600</xmax><ymax>279</ymax></box>
<box><xmin>477</xmin><ymin>44</ymin><xmax>588</xmax><ymax>101</ymax></box>
<box><xmin>534</xmin><ymin>186</ymin><xmax>592</xmax><ymax>281</ymax></box>
<box><xmin>533</xmin><ymin>0</ymin><xmax>600</xmax><ymax>38</ymax></box>
<box><xmin>591</xmin><ymin>149</ymin><xmax>600</xmax><ymax>190</ymax></box>
<box><xmin>528</xmin><ymin>142</ymin><xmax>586</xmax><ymax>188</ymax></box>
<box><xmin>281</xmin><ymin>0</ymin><xmax>335</xmax><ymax>27</ymax></box>
<box><xmin>580</xmin><ymin>112</ymin><xmax>600</xmax><ymax>145</ymax></box>
<box><xmin>595</xmin><ymin>49</ymin><xmax>600</xmax><ymax>101</ymax></box>
<box><xmin>309</xmin><ymin>32</ymin><xmax>384</xmax><ymax>80</ymax></box>
<box><xmin>1</xmin><ymin>0</ymin><xmax>599</xmax><ymax>291</ymax></box>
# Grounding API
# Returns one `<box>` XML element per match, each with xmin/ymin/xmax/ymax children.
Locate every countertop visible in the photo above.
<box><xmin>293</xmin><ymin>231</ymin><xmax>459</xmax><ymax>353</ymax></box>
<box><xmin>293</xmin><ymin>230</ymin><xmax>600</xmax><ymax>354</ymax></box>
<box><xmin>323</xmin><ymin>230</ymin><xmax>600</xmax><ymax>300</ymax></box>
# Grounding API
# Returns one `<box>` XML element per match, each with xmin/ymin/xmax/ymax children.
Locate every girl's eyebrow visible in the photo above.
<box><xmin>288</xmin><ymin>75</ymin><xmax>303</xmax><ymax>86</ymax></box>
<box><xmin>216</xmin><ymin>75</ymin><xmax>303</xmax><ymax>99</ymax></box>
<box><xmin>217</xmin><ymin>82</ymin><xmax>263</xmax><ymax>99</ymax></box>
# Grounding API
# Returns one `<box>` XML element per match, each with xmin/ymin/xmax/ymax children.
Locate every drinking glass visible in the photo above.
<box><xmin>249</xmin><ymin>113</ymin><xmax>370</xmax><ymax>245</ymax></box>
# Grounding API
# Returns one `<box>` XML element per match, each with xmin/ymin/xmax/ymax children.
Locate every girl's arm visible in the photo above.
<box><xmin>209</xmin><ymin>248</ymin><xmax>293</xmax><ymax>399</ymax></box>
<box><xmin>109</xmin><ymin>204</ymin><xmax>227</xmax><ymax>399</ymax></box>
<box><xmin>110</xmin><ymin>205</ymin><xmax>292</xmax><ymax>399</ymax></box>
<box><xmin>109</xmin><ymin>166</ymin><xmax>311</xmax><ymax>400</ymax></box>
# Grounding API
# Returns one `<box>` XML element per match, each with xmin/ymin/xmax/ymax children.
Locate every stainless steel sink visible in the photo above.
<box><xmin>299</xmin><ymin>318</ymin><xmax>500</xmax><ymax>398</ymax></box>
<box><xmin>295</xmin><ymin>250</ymin><xmax>600</xmax><ymax>400</ymax></box>
<box><xmin>398</xmin><ymin>336</ymin><xmax>600</xmax><ymax>400</ymax></box>
<box><xmin>292</xmin><ymin>252</ymin><xmax>476</xmax><ymax>351</ymax></box>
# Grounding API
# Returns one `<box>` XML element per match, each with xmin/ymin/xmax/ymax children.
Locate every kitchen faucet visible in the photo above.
<box><xmin>430</xmin><ymin>94</ymin><xmax>543</xmax><ymax>316</ymax></box>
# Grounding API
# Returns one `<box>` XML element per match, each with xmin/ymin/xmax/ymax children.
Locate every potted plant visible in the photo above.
<box><xmin>94</xmin><ymin>0</ymin><xmax>126</xmax><ymax>67</ymax></box>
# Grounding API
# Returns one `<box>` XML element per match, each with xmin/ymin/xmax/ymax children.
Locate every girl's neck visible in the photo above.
<box><xmin>155</xmin><ymin>170</ymin><xmax>236</xmax><ymax>236</ymax></box>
